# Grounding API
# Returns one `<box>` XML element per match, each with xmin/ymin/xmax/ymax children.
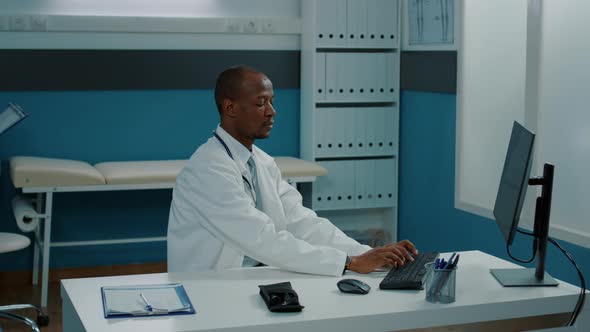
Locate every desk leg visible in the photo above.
<box><xmin>61</xmin><ymin>283</ymin><xmax>86</xmax><ymax>332</ymax></box>
<box><xmin>575</xmin><ymin>304</ymin><xmax>589</xmax><ymax>330</ymax></box>
<box><xmin>41</xmin><ymin>192</ymin><xmax>53</xmax><ymax>309</ymax></box>
<box><xmin>32</xmin><ymin>193</ymin><xmax>42</xmax><ymax>285</ymax></box>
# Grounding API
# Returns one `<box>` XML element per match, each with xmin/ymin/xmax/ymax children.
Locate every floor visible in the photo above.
<box><xmin>0</xmin><ymin>280</ymin><xmax>62</xmax><ymax>332</ymax></box>
<box><xmin>0</xmin><ymin>262</ymin><xmax>166</xmax><ymax>332</ymax></box>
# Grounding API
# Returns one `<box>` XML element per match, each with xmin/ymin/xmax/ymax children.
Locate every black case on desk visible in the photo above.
<box><xmin>258</xmin><ymin>281</ymin><xmax>304</xmax><ymax>312</ymax></box>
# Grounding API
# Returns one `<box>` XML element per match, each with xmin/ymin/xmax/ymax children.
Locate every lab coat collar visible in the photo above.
<box><xmin>215</xmin><ymin>125</ymin><xmax>255</xmax><ymax>170</ymax></box>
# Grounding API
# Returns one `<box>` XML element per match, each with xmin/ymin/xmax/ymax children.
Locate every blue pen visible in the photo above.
<box><xmin>438</xmin><ymin>258</ymin><xmax>445</xmax><ymax>269</ymax></box>
<box><xmin>450</xmin><ymin>254</ymin><xmax>460</xmax><ymax>268</ymax></box>
<box><xmin>139</xmin><ymin>293</ymin><xmax>153</xmax><ymax>312</ymax></box>
<box><xmin>434</xmin><ymin>258</ymin><xmax>441</xmax><ymax>269</ymax></box>
<box><xmin>444</xmin><ymin>253</ymin><xmax>456</xmax><ymax>269</ymax></box>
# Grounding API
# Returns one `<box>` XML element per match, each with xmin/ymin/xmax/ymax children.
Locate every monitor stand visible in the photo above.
<box><xmin>491</xmin><ymin>163</ymin><xmax>559</xmax><ymax>287</ymax></box>
<box><xmin>490</xmin><ymin>268</ymin><xmax>558</xmax><ymax>287</ymax></box>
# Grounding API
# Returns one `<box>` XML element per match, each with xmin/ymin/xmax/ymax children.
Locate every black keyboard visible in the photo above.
<box><xmin>379</xmin><ymin>252</ymin><xmax>439</xmax><ymax>290</ymax></box>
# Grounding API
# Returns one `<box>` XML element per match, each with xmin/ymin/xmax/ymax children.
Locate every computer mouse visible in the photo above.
<box><xmin>337</xmin><ymin>278</ymin><xmax>371</xmax><ymax>294</ymax></box>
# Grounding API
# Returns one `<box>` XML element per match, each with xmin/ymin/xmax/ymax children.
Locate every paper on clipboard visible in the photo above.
<box><xmin>101</xmin><ymin>283</ymin><xmax>195</xmax><ymax>318</ymax></box>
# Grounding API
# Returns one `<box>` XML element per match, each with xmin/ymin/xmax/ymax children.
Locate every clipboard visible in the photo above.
<box><xmin>101</xmin><ymin>283</ymin><xmax>196</xmax><ymax>318</ymax></box>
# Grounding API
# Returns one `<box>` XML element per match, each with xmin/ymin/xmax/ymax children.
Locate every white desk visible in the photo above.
<box><xmin>61</xmin><ymin>251</ymin><xmax>588</xmax><ymax>332</ymax></box>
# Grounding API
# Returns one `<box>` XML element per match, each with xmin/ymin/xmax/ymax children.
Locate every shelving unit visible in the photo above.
<box><xmin>300</xmin><ymin>0</ymin><xmax>401</xmax><ymax>240</ymax></box>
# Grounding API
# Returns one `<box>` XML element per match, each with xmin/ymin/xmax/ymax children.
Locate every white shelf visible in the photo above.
<box><xmin>300</xmin><ymin>0</ymin><xmax>401</xmax><ymax>240</ymax></box>
<box><xmin>0</xmin><ymin>15</ymin><xmax>301</xmax><ymax>50</ymax></box>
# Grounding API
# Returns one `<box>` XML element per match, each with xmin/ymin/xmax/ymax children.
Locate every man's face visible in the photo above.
<box><xmin>233</xmin><ymin>72</ymin><xmax>276</xmax><ymax>141</ymax></box>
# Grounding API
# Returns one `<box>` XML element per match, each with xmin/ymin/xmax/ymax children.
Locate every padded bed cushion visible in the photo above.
<box><xmin>274</xmin><ymin>157</ymin><xmax>327</xmax><ymax>177</ymax></box>
<box><xmin>10</xmin><ymin>156</ymin><xmax>105</xmax><ymax>188</ymax></box>
<box><xmin>94</xmin><ymin>160</ymin><xmax>187</xmax><ymax>185</ymax></box>
<box><xmin>10</xmin><ymin>156</ymin><xmax>327</xmax><ymax>188</ymax></box>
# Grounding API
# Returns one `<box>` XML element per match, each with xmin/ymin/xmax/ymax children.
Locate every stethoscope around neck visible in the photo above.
<box><xmin>213</xmin><ymin>130</ymin><xmax>257</xmax><ymax>204</ymax></box>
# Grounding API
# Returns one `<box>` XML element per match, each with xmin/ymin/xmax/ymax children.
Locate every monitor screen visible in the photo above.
<box><xmin>493</xmin><ymin>121</ymin><xmax>535</xmax><ymax>245</ymax></box>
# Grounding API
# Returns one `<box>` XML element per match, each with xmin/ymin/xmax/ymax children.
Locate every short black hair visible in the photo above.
<box><xmin>214</xmin><ymin>65</ymin><xmax>261</xmax><ymax>113</ymax></box>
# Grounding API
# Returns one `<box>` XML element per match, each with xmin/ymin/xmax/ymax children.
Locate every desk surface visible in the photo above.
<box><xmin>61</xmin><ymin>250</ymin><xmax>586</xmax><ymax>332</ymax></box>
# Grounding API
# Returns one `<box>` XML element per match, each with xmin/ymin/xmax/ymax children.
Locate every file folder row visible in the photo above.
<box><xmin>313</xmin><ymin>158</ymin><xmax>397</xmax><ymax>211</ymax></box>
<box><xmin>315</xmin><ymin>107</ymin><xmax>398</xmax><ymax>158</ymax></box>
<box><xmin>316</xmin><ymin>0</ymin><xmax>399</xmax><ymax>48</ymax></box>
<box><xmin>316</xmin><ymin>52</ymin><xmax>399</xmax><ymax>102</ymax></box>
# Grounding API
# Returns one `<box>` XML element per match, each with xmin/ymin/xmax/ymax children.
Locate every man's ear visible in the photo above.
<box><xmin>222</xmin><ymin>99</ymin><xmax>238</xmax><ymax>118</ymax></box>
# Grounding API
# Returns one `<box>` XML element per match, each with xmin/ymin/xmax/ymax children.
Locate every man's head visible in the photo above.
<box><xmin>214</xmin><ymin>66</ymin><xmax>276</xmax><ymax>149</ymax></box>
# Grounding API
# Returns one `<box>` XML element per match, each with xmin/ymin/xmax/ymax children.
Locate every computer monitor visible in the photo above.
<box><xmin>493</xmin><ymin>121</ymin><xmax>535</xmax><ymax>245</ymax></box>
<box><xmin>490</xmin><ymin>121</ymin><xmax>558</xmax><ymax>287</ymax></box>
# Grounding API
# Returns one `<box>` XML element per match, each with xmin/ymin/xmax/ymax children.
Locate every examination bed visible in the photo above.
<box><xmin>9</xmin><ymin>156</ymin><xmax>327</xmax><ymax>308</ymax></box>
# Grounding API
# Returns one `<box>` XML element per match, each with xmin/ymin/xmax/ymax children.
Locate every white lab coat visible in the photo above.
<box><xmin>167</xmin><ymin>126</ymin><xmax>371</xmax><ymax>276</ymax></box>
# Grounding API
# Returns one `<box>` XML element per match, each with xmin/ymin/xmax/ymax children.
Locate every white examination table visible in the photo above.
<box><xmin>9</xmin><ymin>156</ymin><xmax>327</xmax><ymax>308</ymax></box>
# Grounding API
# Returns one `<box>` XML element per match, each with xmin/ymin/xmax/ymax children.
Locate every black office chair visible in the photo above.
<box><xmin>0</xmin><ymin>232</ymin><xmax>49</xmax><ymax>332</ymax></box>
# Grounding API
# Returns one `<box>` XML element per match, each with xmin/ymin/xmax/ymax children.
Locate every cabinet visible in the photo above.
<box><xmin>408</xmin><ymin>0</ymin><xmax>454</xmax><ymax>45</ymax></box>
<box><xmin>301</xmin><ymin>0</ymin><xmax>400</xmax><ymax>240</ymax></box>
<box><xmin>403</xmin><ymin>0</ymin><xmax>458</xmax><ymax>51</ymax></box>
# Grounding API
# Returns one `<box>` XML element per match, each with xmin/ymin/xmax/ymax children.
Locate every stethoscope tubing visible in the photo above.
<box><xmin>213</xmin><ymin>131</ymin><xmax>256</xmax><ymax>202</ymax></box>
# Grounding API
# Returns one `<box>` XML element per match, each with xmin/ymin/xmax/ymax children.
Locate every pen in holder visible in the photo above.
<box><xmin>424</xmin><ymin>262</ymin><xmax>457</xmax><ymax>304</ymax></box>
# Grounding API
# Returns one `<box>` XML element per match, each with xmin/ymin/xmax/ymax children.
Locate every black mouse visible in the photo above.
<box><xmin>337</xmin><ymin>278</ymin><xmax>371</xmax><ymax>294</ymax></box>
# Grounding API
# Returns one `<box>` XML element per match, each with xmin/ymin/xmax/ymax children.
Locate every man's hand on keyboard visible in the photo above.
<box><xmin>348</xmin><ymin>240</ymin><xmax>418</xmax><ymax>274</ymax></box>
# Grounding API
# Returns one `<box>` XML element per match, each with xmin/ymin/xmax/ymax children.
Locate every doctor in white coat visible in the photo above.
<box><xmin>167</xmin><ymin>65</ymin><xmax>417</xmax><ymax>276</ymax></box>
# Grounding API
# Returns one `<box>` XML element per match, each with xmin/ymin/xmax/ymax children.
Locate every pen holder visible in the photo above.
<box><xmin>424</xmin><ymin>262</ymin><xmax>457</xmax><ymax>304</ymax></box>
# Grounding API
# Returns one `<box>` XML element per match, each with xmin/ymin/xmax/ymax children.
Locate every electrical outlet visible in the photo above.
<box><xmin>261</xmin><ymin>21</ymin><xmax>276</xmax><ymax>33</ymax></box>
<box><xmin>9</xmin><ymin>15</ymin><xmax>27</xmax><ymax>31</ymax></box>
<box><xmin>30</xmin><ymin>15</ymin><xmax>47</xmax><ymax>31</ymax></box>
<box><xmin>0</xmin><ymin>16</ymin><xmax>7</xmax><ymax>31</ymax></box>
<box><xmin>242</xmin><ymin>20</ymin><xmax>258</xmax><ymax>33</ymax></box>
<box><xmin>225</xmin><ymin>20</ymin><xmax>241</xmax><ymax>33</ymax></box>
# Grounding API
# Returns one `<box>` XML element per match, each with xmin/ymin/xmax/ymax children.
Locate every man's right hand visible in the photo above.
<box><xmin>348</xmin><ymin>240</ymin><xmax>417</xmax><ymax>274</ymax></box>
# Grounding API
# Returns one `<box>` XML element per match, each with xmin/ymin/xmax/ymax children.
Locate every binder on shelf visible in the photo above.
<box><xmin>374</xmin><ymin>108</ymin><xmax>387</xmax><ymax>155</ymax></box>
<box><xmin>342</xmin><ymin>108</ymin><xmax>356</xmax><ymax>156</ymax></box>
<box><xmin>339</xmin><ymin>53</ymin><xmax>355</xmax><ymax>101</ymax></box>
<box><xmin>316</xmin><ymin>0</ymin><xmax>347</xmax><ymax>48</ymax></box>
<box><xmin>376</xmin><ymin>0</ymin><xmax>398</xmax><ymax>48</ymax></box>
<box><xmin>354</xmin><ymin>108</ymin><xmax>368</xmax><ymax>156</ymax></box>
<box><xmin>374</xmin><ymin>53</ymin><xmax>387</xmax><ymax>102</ymax></box>
<box><xmin>355</xmin><ymin>159</ymin><xmax>376</xmax><ymax>208</ymax></box>
<box><xmin>347</xmin><ymin>0</ymin><xmax>368</xmax><ymax>47</ymax></box>
<box><xmin>314</xmin><ymin>161</ymin><xmax>354</xmax><ymax>210</ymax></box>
<box><xmin>315</xmin><ymin>109</ymin><xmax>329</xmax><ymax>157</ymax></box>
<box><xmin>353</xmin><ymin>53</ymin><xmax>366</xmax><ymax>100</ymax></box>
<box><xmin>386</xmin><ymin>107</ymin><xmax>399</xmax><ymax>154</ymax></box>
<box><xmin>315</xmin><ymin>52</ymin><xmax>326</xmax><ymax>101</ymax></box>
<box><xmin>369</xmin><ymin>53</ymin><xmax>382</xmax><ymax>101</ymax></box>
<box><xmin>325</xmin><ymin>108</ymin><xmax>339</xmax><ymax>156</ymax></box>
<box><xmin>313</xmin><ymin>161</ymin><xmax>333</xmax><ymax>210</ymax></box>
<box><xmin>336</xmin><ymin>108</ymin><xmax>351</xmax><ymax>157</ymax></box>
<box><xmin>367</xmin><ymin>0</ymin><xmax>380</xmax><ymax>48</ymax></box>
<box><xmin>101</xmin><ymin>283</ymin><xmax>195</xmax><ymax>318</ymax></box>
<box><xmin>387</xmin><ymin>52</ymin><xmax>400</xmax><ymax>99</ymax></box>
<box><xmin>366</xmin><ymin>110</ymin><xmax>378</xmax><ymax>156</ymax></box>
<box><xmin>375</xmin><ymin>158</ymin><xmax>397</xmax><ymax>208</ymax></box>
<box><xmin>325</xmin><ymin>53</ymin><xmax>339</xmax><ymax>101</ymax></box>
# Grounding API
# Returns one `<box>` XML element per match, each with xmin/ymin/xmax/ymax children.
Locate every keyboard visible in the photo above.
<box><xmin>379</xmin><ymin>252</ymin><xmax>440</xmax><ymax>290</ymax></box>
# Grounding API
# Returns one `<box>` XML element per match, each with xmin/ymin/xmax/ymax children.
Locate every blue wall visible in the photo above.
<box><xmin>0</xmin><ymin>89</ymin><xmax>300</xmax><ymax>269</ymax></box>
<box><xmin>1</xmin><ymin>88</ymin><xmax>588</xmax><ymax>288</ymax></box>
<box><xmin>398</xmin><ymin>90</ymin><xmax>590</xmax><ymax>286</ymax></box>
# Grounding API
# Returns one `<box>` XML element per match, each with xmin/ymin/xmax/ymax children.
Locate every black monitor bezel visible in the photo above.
<box><xmin>493</xmin><ymin>121</ymin><xmax>536</xmax><ymax>245</ymax></box>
